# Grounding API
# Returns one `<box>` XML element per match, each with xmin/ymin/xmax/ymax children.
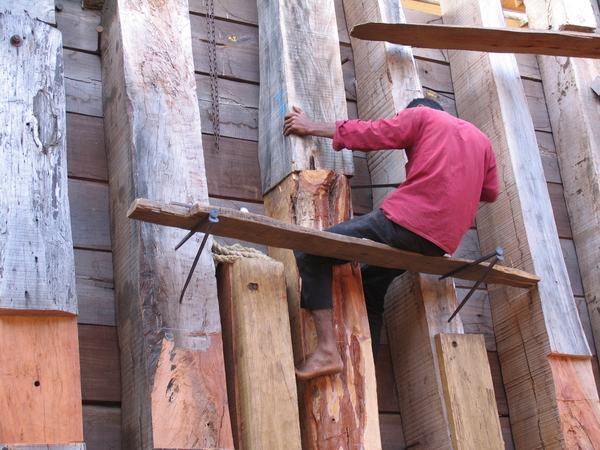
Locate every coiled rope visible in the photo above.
<box><xmin>212</xmin><ymin>241</ymin><xmax>274</xmax><ymax>264</ymax></box>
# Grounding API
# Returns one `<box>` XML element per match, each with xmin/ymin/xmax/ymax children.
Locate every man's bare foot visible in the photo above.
<box><xmin>295</xmin><ymin>349</ymin><xmax>343</xmax><ymax>381</ymax></box>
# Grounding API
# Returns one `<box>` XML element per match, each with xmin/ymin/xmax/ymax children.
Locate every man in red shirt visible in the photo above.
<box><xmin>283</xmin><ymin>98</ymin><xmax>498</xmax><ymax>380</ymax></box>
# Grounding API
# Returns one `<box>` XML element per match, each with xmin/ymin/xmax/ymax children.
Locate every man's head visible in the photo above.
<box><xmin>406</xmin><ymin>98</ymin><xmax>444</xmax><ymax>111</ymax></box>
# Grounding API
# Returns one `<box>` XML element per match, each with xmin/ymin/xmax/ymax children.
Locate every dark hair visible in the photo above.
<box><xmin>406</xmin><ymin>97</ymin><xmax>444</xmax><ymax>111</ymax></box>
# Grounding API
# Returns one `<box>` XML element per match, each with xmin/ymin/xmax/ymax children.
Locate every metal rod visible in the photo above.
<box><xmin>439</xmin><ymin>246</ymin><xmax>503</xmax><ymax>280</ymax></box>
<box><xmin>175</xmin><ymin>208</ymin><xmax>220</xmax><ymax>250</ymax></box>
<box><xmin>179</xmin><ymin>209</ymin><xmax>219</xmax><ymax>303</ymax></box>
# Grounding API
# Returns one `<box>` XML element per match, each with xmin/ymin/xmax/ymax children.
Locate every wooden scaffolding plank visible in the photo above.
<box><xmin>436</xmin><ymin>333</ymin><xmax>505</xmax><ymax>450</ymax></box>
<box><xmin>217</xmin><ymin>258</ymin><xmax>301</xmax><ymax>450</ymax></box>
<box><xmin>440</xmin><ymin>0</ymin><xmax>600</xmax><ymax>447</ymax></box>
<box><xmin>128</xmin><ymin>198</ymin><xmax>539</xmax><ymax>288</ymax></box>
<box><xmin>100</xmin><ymin>0</ymin><xmax>233</xmax><ymax>448</ymax></box>
<box><xmin>350</xmin><ymin>22</ymin><xmax>600</xmax><ymax>58</ymax></box>
<box><xmin>0</xmin><ymin>10</ymin><xmax>83</xmax><ymax>447</ymax></box>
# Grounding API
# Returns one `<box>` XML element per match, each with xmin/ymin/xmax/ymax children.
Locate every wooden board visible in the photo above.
<box><xmin>127</xmin><ymin>198</ymin><xmax>540</xmax><ymax>288</ymax></box>
<box><xmin>436</xmin><ymin>333</ymin><xmax>505</xmax><ymax>450</ymax></box>
<box><xmin>350</xmin><ymin>22</ymin><xmax>600</xmax><ymax>58</ymax></box>
<box><xmin>217</xmin><ymin>259</ymin><xmax>301</xmax><ymax>450</ymax></box>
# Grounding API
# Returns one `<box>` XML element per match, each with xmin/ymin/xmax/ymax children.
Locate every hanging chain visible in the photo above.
<box><xmin>205</xmin><ymin>0</ymin><xmax>220</xmax><ymax>153</ymax></box>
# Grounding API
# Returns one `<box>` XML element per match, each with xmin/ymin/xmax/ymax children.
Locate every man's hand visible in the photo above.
<box><xmin>283</xmin><ymin>106</ymin><xmax>336</xmax><ymax>138</ymax></box>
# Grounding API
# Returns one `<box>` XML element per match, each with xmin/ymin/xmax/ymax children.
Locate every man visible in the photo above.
<box><xmin>283</xmin><ymin>98</ymin><xmax>498</xmax><ymax>381</ymax></box>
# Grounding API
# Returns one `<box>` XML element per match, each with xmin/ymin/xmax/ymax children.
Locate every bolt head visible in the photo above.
<box><xmin>10</xmin><ymin>35</ymin><xmax>23</xmax><ymax>47</ymax></box>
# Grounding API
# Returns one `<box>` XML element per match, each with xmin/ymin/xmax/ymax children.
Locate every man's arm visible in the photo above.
<box><xmin>283</xmin><ymin>106</ymin><xmax>336</xmax><ymax>138</ymax></box>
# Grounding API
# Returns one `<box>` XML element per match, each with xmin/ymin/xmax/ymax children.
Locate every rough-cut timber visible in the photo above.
<box><xmin>1</xmin><ymin>0</ymin><xmax>55</xmax><ymax>24</ymax></box>
<box><xmin>350</xmin><ymin>22</ymin><xmax>600</xmax><ymax>58</ymax></box>
<box><xmin>256</xmin><ymin>0</ymin><xmax>354</xmax><ymax>194</ymax></box>
<box><xmin>524</xmin><ymin>0</ymin><xmax>600</xmax><ymax>397</ymax></box>
<box><xmin>436</xmin><ymin>333</ymin><xmax>505</xmax><ymax>450</ymax></box>
<box><xmin>440</xmin><ymin>0</ymin><xmax>600</xmax><ymax>447</ymax></box>
<box><xmin>0</xmin><ymin>13</ymin><xmax>76</xmax><ymax>315</ymax></box>
<box><xmin>263</xmin><ymin>171</ymin><xmax>381</xmax><ymax>450</ymax></box>
<box><xmin>217</xmin><ymin>258</ymin><xmax>301</xmax><ymax>450</ymax></box>
<box><xmin>343</xmin><ymin>0</ymin><xmax>419</xmax><ymax>208</ymax></box>
<box><xmin>100</xmin><ymin>0</ymin><xmax>233</xmax><ymax>448</ymax></box>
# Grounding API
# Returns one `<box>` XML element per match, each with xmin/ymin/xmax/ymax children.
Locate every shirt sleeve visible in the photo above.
<box><xmin>480</xmin><ymin>145</ymin><xmax>499</xmax><ymax>202</ymax></box>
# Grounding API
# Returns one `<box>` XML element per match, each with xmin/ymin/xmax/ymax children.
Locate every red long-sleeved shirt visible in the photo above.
<box><xmin>333</xmin><ymin>107</ymin><xmax>498</xmax><ymax>254</ymax></box>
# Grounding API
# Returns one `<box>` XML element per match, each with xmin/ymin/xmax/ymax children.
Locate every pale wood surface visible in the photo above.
<box><xmin>0</xmin><ymin>316</ymin><xmax>83</xmax><ymax>444</ymax></box>
<box><xmin>263</xmin><ymin>171</ymin><xmax>382</xmax><ymax>450</ymax></box>
<box><xmin>217</xmin><ymin>259</ymin><xmax>301</xmax><ymax>450</ymax></box>
<box><xmin>350</xmin><ymin>22</ymin><xmax>600</xmax><ymax>58</ymax></box>
<box><xmin>436</xmin><ymin>333</ymin><xmax>505</xmax><ymax>450</ymax></box>
<box><xmin>441</xmin><ymin>0</ymin><xmax>598</xmax><ymax>447</ymax></box>
<box><xmin>0</xmin><ymin>0</ymin><xmax>55</xmax><ymax>24</ymax></box>
<box><xmin>128</xmin><ymin>198</ymin><xmax>540</xmax><ymax>288</ymax></box>
<box><xmin>544</xmin><ymin>0</ymin><xmax>596</xmax><ymax>32</ymax></box>
<box><xmin>525</xmin><ymin>0</ymin><xmax>600</xmax><ymax>389</ymax></box>
<box><xmin>256</xmin><ymin>0</ymin><xmax>353</xmax><ymax>194</ymax></box>
<box><xmin>0</xmin><ymin>14</ymin><xmax>77</xmax><ymax>314</ymax></box>
<box><xmin>100</xmin><ymin>0</ymin><xmax>233</xmax><ymax>448</ymax></box>
<box><xmin>385</xmin><ymin>273</ymin><xmax>464</xmax><ymax>449</ymax></box>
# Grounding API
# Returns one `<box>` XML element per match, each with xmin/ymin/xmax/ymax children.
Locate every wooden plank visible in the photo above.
<box><xmin>100</xmin><ymin>0</ymin><xmax>234</xmax><ymax>448</ymax></box>
<box><xmin>524</xmin><ymin>0</ymin><xmax>600</xmax><ymax>389</ymax></box>
<box><xmin>74</xmin><ymin>249</ymin><xmax>115</xmax><ymax>326</ymax></box>
<box><xmin>256</xmin><ymin>0</ymin><xmax>353</xmax><ymax>194</ymax></box>
<box><xmin>56</xmin><ymin>0</ymin><xmax>102</xmax><ymax>53</ymax></box>
<box><xmin>82</xmin><ymin>406</ymin><xmax>121</xmax><ymax>450</ymax></box>
<box><xmin>378</xmin><ymin>414</ymin><xmax>406</xmax><ymax>450</ymax></box>
<box><xmin>63</xmin><ymin>49</ymin><xmax>102</xmax><ymax>117</ymax></box>
<box><xmin>543</xmin><ymin>0</ymin><xmax>597</xmax><ymax>32</ymax></box>
<box><xmin>1</xmin><ymin>0</ymin><xmax>55</xmax><ymax>24</ymax></box>
<box><xmin>68</xmin><ymin>179</ymin><xmax>111</xmax><ymax>251</ymax></box>
<box><xmin>78</xmin><ymin>324</ymin><xmax>121</xmax><ymax>403</ymax></box>
<box><xmin>128</xmin><ymin>198</ymin><xmax>540</xmax><ymax>288</ymax></box>
<box><xmin>66</xmin><ymin>113</ymin><xmax>108</xmax><ymax>182</ymax></box>
<box><xmin>263</xmin><ymin>171</ymin><xmax>381</xmax><ymax>450</ymax></box>
<box><xmin>435</xmin><ymin>333</ymin><xmax>505</xmax><ymax>450</ymax></box>
<box><xmin>0</xmin><ymin>316</ymin><xmax>83</xmax><ymax>444</ymax></box>
<box><xmin>385</xmin><ymin>272</ymin><xmax>464</xmax><ymax>449</ymax></box>
<box><xmin>440</xmin><ymin>0</ymin><xmax>600</xmax><ymax>447</ymax></box>
<box><xmin>350</xmin><ymin>22</ymin><xmax>600</xmax><ymax>58</ymax></box>
<box><xmin>216</xmin><ymin>259</ymin><xmax>301</xmax><ymax>450</ymax></box>
<box><xmin>0</xmin><ymin>13</ymin><xmax>76</xmax><ymax>314</ymax></box>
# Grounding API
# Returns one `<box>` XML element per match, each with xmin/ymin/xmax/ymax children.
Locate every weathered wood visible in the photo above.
<box><xmin>82</xmin><ymin>406</ymin><xmax>121</xmax><ymax>450</ymax></box>
<box><xmin>256</xmin><ymin>0</ymin><xmax>353</xmax><ymax>194</ymax></box>
<box><xmin>128</xmin><ymin>198</ymin><xmax>540</xmax><ymax>287</ymax></box>
<box><xmin>385</xmin><ymin>273</ymin><xmax>464</xmax><ymax>449</ymax></box>
<box><xmin>350</xmin><ymin>22</ymin><xmax>600</xmax><ymax>58</ymax></box>
<box><xmin>66</xmin><ymin>114</ymin><xmax>108</xmax><ymax>181</ymax></box>
<box><xmin>1</xmin><ymin>13</ymin><xmax>77</xmax><ymax>314</ymax></box>
<box><xmin>1</xmin><ymin>0</ymin><xmax>55</xmax><ymax>24</ymax></box>
<box><xmin>63</xmin><ymin>49</ymin><xmax>102</xmax><ymax>117</ymax></box>
<box><xmin>217</xmin><ymin>258</ymin><xmax>301</xmax><ymax>450</ymax></box>
<box><xmin>524</xmin><ymin>0</ymin><xmax>600</xmax><ymax>400</ymax></box>
<box><xmin>544</xmin><ymin>0</ymin><xmax>596</xmax><ymax>32</ymax></box>
<box><xmin>56</xmin><ymin>0</ymin><xmax>102</xmax><ymax>53</ymax></box>
<box><xmin>435</xmin><ymin>333</ymin><xmax>505</xmax><ymax>450</ymax></box>
<box><xmin>263</xmin><ymin>170</ymin><xmax>381</xmax><ymax>450</ymax></box>
<box><xmin>100</xmin><ymin>0</ymin><xmax>234</xmax><ymax>448</ymax></box>
<box><xmin>0</xmin><ymin>316</ymin><xmax>84</xmax><ymax>445</ymax></box>
<box><xmin>75</xmin><ymin>249</ymin><xmax>115</xmax><ymax>326</ymax></box>
<box><xmin>68</xmin><ymin>179</ymin><xmax>111</xmax><ymax>251</ymax></box>
<box><xmin>440</xmin><ymin>0</ymin><xmax>600</xmax><ymax>447</ymax></box>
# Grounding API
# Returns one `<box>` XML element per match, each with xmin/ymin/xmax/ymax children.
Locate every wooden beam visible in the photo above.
<box><xmin>436</xmin><ymin>333</ymin><xmax>505</xmax><ymax>450</ymax></box>
<box><xmin>440</xmin><ymin>0</ymin><xmax>600</xmax><ymax>447</ymax></box>
<box><xmin>217</xmin><ymin>258</ymin><xmax>301</xmax><ymax>450</ymax></box>
<box><xmin>543</xmin><ymin>0</ymin><xmax>596</xmax><ymax>32</ymax></box>
<box><xmin>1</xmin><ymin>0</ymin><xmax>55</xmax><ymax>24</ymax></box>
<box><xmin>0</xmin><ymin>10</ymin><xmax>83</xmax><ymax>447</ymax></box>
<box><xmin>100</xmin><ymin>0</ymin><xmax>233</xmax><ymax>448</ymax></box>
<box><xmin>128</xmin><ymin>198</ymin><xmax>539</xmax><ymax>287</ymax></box>
<box><xmin>256</xmin><ymin>0</ymin><xmax>353</xmax><ymax>194</ymax></box>
<box><xmin>350</xmin><ymin>22</ymin><xmax>600</xmax><ymax>58</ymax></box>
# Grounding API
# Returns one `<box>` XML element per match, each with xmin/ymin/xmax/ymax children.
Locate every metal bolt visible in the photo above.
<box><xmin>55</xmin><ymin>3</ymin><xmax>64</xmax><ymax>11</ymax></box>
<box><xmin>10</xmin><ymin>35</ymin><xmax>23</xmax><ymax>47</ymax></box>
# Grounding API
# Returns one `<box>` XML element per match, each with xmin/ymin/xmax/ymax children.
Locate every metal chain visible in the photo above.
<box><xmin>205</xmin><ymin>0</ymin><xmax>220</xmax><ymax>153</ymax></box>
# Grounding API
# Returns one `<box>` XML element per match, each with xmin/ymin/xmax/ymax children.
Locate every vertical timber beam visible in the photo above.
<box><xmin>524</xmin><ymin>0</ymin><xmax>600</xmax><ymax>393</ymax></box>
<box><xmin>257</xmin><ymin>1</ymin><xmax>380</xmax><ymax>449</ymax></box>
<box><xmin>100</xmin><ymin>0</ymin><xmax>234</xmax><ymax>449</ymax></box>
<box><xmin>0</xmin><ymin>5</ymin><xmax>84</xmax><ymax>448</ymax></box>
<box><xmin>439</xmin><ymin>0</ymin><xmax>600</xmax><ymax>448</ymax></box>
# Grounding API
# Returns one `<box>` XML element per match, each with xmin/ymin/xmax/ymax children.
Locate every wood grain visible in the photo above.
<box><xmin>350</xmin><ymin>22</ymin><xmax>600</xmax><ymax>58</ymax></box>
<box><xmin>128</xmin><ymin>198</ymin><xmax>540</xmax><ymax>287</ymax></box>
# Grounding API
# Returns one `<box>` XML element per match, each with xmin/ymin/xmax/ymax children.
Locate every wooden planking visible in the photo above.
<box><xmin>78</xmin><ymin>324</ymin><xmax>121</xmax><ymax>403</ymax></box>
<box><xmin>436</xmin><ymin>333</ymin><xmax>505</xmax><ymax>450</ymax></box>
<box><xmin>375</xmin><ymin>345</ymin><xmax>401</xmax><ymax>413</ymax></box>
<box><xmin>378</xmin><ymin>414</ymin><xmax>406</xmax><ymax>450</ymax></box>
<box><xmin>100</xmin><ymin>0</ymin><xmax>234</xmax><ymax>448</ymax></box>
<box><xmin>74</xmin><ymin>249</ymin><xmax>115</xmax><ymax>327</ymax></box>
<box><xmin>68</xmin><ymin>179</ymin><xmax>111</xmax><ymax>251</ymax></box>
<box><xmin>56</xmin><ymin>0</ymin><xmax>102</xmax><ymax>53</ymax></box>
<box><xmin>66</xmin><ymin>113</ymin><xmax>108</xmax><ymax>181</ymax></box>
<box><xmin>350</xmin><ymin>22</ymin><xmax>600</xmax><ymax>58</ymax></box>
<box><xmin>263</xmin><ymin>171</ymin><xmax>381</xmax><ymax>450</ymax></box>
<box><xmin>385</xmin><ymin>273</ymin><xmax>464</xmax><ymax>449</ymax></box>
<box><xmin>524</xmin><ymin>0</ymin><xmax>600</xmax><ymax>373</ymax></box>
<box><xmin>441</xmin><ymin>0</ymin><xmax>599</xmax><ymax>448</ymax></box>
<box><xmin>543</xmin><ymin>0</ymin><xmax>597</xmax><ymax>32</ymax></box>
<box><xmin>82</xmin><ymin>405</ymin><xmax>121</xmax><ymax>450</ymax></box>
<box><xmin>0</xmin><ymin>316</ymin><xmax>84</xmax><ymax>444</ymax></box>
<box><xmin>63</xmin><ymin>49</ymin><xmax>102</xmax><ymax>117</ymax></box>
<box><xmin>217</xmin><ymin>259</ymin><xmax>301</xmax><ymax>450</ymax></box>
<box><xmin>256</xmin><ymin>0</ymin><xmax>354</xmax><ymax>194</ymax></box>
<box><xmin>1</xmin><ymin>0</ymin><xmax>55</xmax><ymax>24</ymax></box>
<box><xmin>0</xmin><ymin>13</ymin><xmax>77</xmax><ymax>314</ymax></box>
<box><xmin>128</xmin><ymin>199</ymin><xmax>540</xmax><ymax>287</ymax></box>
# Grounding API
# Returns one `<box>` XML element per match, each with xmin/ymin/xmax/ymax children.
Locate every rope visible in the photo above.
<box><xmin>212</xmin><ymin>241</ymin><xmax>274</xmax><ymax>264</ymax></box>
